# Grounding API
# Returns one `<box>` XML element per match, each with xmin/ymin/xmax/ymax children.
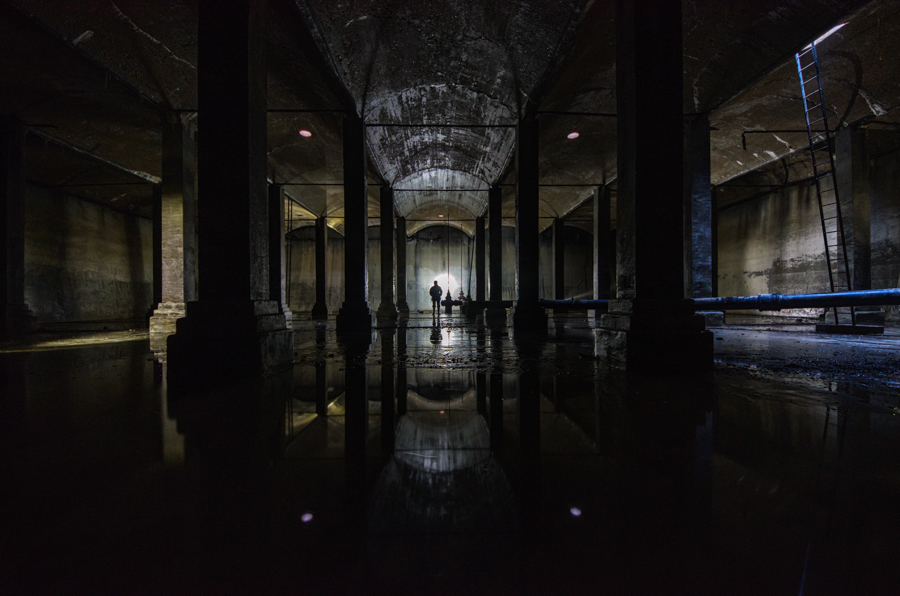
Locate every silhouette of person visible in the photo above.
<box><xmin>429</xmin><ymin>280</ymin><xmax>443</xmax><ymax>316</ymax></box>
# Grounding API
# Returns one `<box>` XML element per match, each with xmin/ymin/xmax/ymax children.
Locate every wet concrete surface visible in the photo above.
<box><xmin>2</xmin><ymin>313</ymin><xmax>900</xmax><ymax>594</ymax></box>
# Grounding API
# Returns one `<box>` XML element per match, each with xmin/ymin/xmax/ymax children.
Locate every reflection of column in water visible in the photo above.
<box><xmin>380</xmin><ymin>330</ymin><xmax>395</xmax><ymax>457</ymax></box>
<box><xmin>315</xmin><ymin>327</ymin><xmax>327</xmax><ymax>416</ymax></box>
<box><xmin>342</xmin><ymin>336</ymin><xmax>371</xmax><ymax>515</ymax></box>
<box><xmin>396</xmin><ymin>326</ymin><xmax>408</xmax><ymax>416</ymax></box>
<box><xmin>476</xmin><ymin>327</ymin><xmax>486</xmax><ymax>414</ymax></box>
<box><xmin>489</xmin><ymin>329</ymin><xmax>504</xmax><ymax>451</ymax></box>
<box><xmin>160</xmin><ymin>364</ymin><xmax>185</xmax><ymax>468</ymax></box>
<box><xmin>516</xmin><ymin>340</ymin><xmax>541</xmax><ymax>463</ymax></box>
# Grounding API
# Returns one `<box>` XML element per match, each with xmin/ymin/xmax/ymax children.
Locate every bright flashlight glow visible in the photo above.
<box><xmin>299</xmin><ymin>130</ymin><xmax>312</xmax><ymax>137</ymax></box>
<box><xmin>301</xmin><ymin>513</ymin><xmax>314</xmax><ymax>523</ymax></box>
<box><xmin>567</xmin><ymin>132</ymin><xmax>580</xmax><ymax>139</ymax></box>
<box><xmin>570</xmin><ymin>507</ymin><xmax>582</xmax><ymax>517</ymax></box>
<box><xmin>804</xmin><ymin>23</ymin><xmax>846</xmax><ymax>49</ymax></box>
<box><xmin>439</xmin><ymin>273</ymin><xmax>459</xmax><ymax>295</ymax></box>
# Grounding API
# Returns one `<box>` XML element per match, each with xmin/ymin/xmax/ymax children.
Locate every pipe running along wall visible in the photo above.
<box><xmin>539</xmin><ymin>288</ymin><xmax>900</xmax><ymax>311</ymax></box>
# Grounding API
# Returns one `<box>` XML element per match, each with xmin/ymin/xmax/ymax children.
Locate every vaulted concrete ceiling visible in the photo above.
<box><xmin>3</xmin><ymin>0</ymin><xmax>899</xmax><ymax>239</ymax></box>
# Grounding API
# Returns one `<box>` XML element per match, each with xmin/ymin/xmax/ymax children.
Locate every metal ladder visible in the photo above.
<box><xmin>795</xmin><ymin>44</ymin><xmax>856</xmax><ymax>327</ymax></box>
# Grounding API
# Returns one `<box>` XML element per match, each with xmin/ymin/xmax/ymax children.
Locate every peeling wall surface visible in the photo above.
<box><xmin>718</xmin><ymin>152</ymin><xmax>900</xmax><ymax>319</ymax></box>
<box><xmin>718</xmin><ymin>183</ymin><xmax>834</xmax><ymax>314</ymax></box>
<box><xmin>24</xmin><ymin>184</ymin><xmax>152</xmax><ymax>323</ymax></box>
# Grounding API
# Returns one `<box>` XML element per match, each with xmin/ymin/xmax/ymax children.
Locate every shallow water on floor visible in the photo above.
<box><xmin>2</xmin><ymin>315</ymin><xmax>899</xmax><ymax>594</ymax></box>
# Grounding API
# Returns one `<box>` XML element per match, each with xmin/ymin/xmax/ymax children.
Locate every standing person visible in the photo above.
<box><xmin>429</xmin><ymin>281</ymin><xmax>443</xmax><ymax>316</ymax></box>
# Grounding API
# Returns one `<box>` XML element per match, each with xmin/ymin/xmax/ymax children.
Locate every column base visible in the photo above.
<box><xmin>396</xmin><ymin>301</ymin><xmax>410</xmax><ymax>316</ymax></box>
<box><xmin>150</xmin><ymin>302</ymin><xmax>186</xmax><ymax>353</ymax></box>
<box><xmin>510</xmin><ymin>301</ymin><xmax>547</xmax><ymax>333</ymax></box>
<box><xmin>310</xmin><ymin>302</ymin><xmax>329</xmax><ymax>320</ymax></box>
<box><xmin>465</xmin><ymin>301</ymin><xmax>485</xmax><ymax>320</ymax></box>
<box><xmin>280</xmin><ymin>305</ymin><xmax>293</xmax><ymax>330</ymax></box>
<box><xmin>595</xmin><ymin>299</ymin><xmax>713</xmax><ymax>375</ymax></box>
<box><xmin>336</xmin><ymin>301</ymin><xmax>373</xmax><ymax>335</ymax></box>
<box><xmin>166</xmin><ymin>300</ymin><xmax>293</xmax><ymax>388</ymax></box>
<box><xmin>485</xmin><ymin>305</ymin><xmax>508</xmax><ymax>326</ymax></box>
<box><xmin>375</xmin><ymin>301</ymin><xmax>399</xmax><ymax>324</ymax></box>
<box><xmin>696</xmin><ymin>310</ymin><xmax>725</xmax><ymax>327</ymax></box>
<box><xmin>3</xmin><ymin>303</ymin><xmax>36</xmax><ymax>335</ymax></box>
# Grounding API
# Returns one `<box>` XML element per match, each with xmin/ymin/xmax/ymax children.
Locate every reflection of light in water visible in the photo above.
<box><xmin>301</xmin><ymin>513</ymin><xmax>314</xmax><ymax>523</ymax></box>
<box><xmin>570</xmin><ymin>507</ymin><xmax>582</xmax><ymax>517</ymax></box>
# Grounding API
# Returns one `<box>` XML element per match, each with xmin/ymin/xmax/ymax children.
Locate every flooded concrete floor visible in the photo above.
<box><xmin>2</xmin><ymin>314</ymin><xmax>899</xmax><ymax>594</ymax></box>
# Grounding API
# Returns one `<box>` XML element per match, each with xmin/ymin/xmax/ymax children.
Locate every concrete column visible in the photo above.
<box><xmin>1</xmin><ymin>117</ymin><xmax>35</xmax><ymax>336</ymax></box>
<box><xmin>684</xmin><ymin>114</ymin><xmax>713</xmax><ymax>299</ymax></box>
<box><xmin>311</xmin><ymin>216</ymin><xmax>329</xmax><ymax>319</ymax></box>
<box><xmin>167</xmin><ymin>0</ymin><xmax>292</xmax><ymax>385</ymax></box>
<box><xmin>336</xmin><ymin>115</ymin><xmax>373</xmax><ymax>334</ymax></box>
<box><xmin>593</xmin><ymin>185</ymin><xmax>612</xmax><ymax>307</ymax></box>
<box><xmin>395</xmin><ymin>216</ymin><xmax>409</xmax><ymax>315</ymax></box>
<box><xmin>376</xmin><ymin>186</ymin><xmax>398</xmax><ymax>323</ymax></box>
<box><xmin>182</xmin><ymin>117</ymin><xmax>198</xmax><ymax>303</ymax></box>
<box><xmin>151</xmin><ymin>184</ymin><xmax>163</xmax><ymax>308</ymax></box>
<box><xmin>151</xmin><ymin>115</ymin><xmax>199</xmax><ymax>349</ymax></box>
<box><xmin>268</xmin><ymin>184</ymin><xmax>292</xmax><ymax>328</ymax></box>
<box><xmin>511</xmin><ymin>118</ymin><xmax>547</xmax><ymax>331</ymax></box>
<box><xmin>553</xmin><ymin>218</ymin><xmax>566</xmax><ymax>306</ymax></box>
<box><xmin>836</xmin><ymin>126</ymin><xmax>882</xmax><ymax>325</ymax></box>
<box><xmin>486</xmin><ymin>186</ymin><xmax>506</xmax><ymax>324</ymax></box>
<box><xmin>685</xmin><ymin>115</ymin><xmax>723</xmax><ymax>326</ymax></box>
<box><xmin>595</xmin><ymin>0</ymin><xmax>712</xmax><ymax>374</ymax></box>
<box><xmin>468</xmin><ymin>215</ymin><xmax>486</xmax><ymax>319</ymax></box>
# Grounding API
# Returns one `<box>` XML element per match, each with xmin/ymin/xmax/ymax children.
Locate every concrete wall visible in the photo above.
<box><xmin>24</xmin><ymin>184</ymin><xmax>153</xmax><ymax>324</ymax></box>
<box><xmin>871</xmin><ymin>144</ymin><xmax>900</xmax><ymax>321</ymax></box>
<box><xmin>718</xmin><ymin>144</ymin><xmax>900</xmax><ymax>320</ymax></box>
<box><xmin>538</xmin><ymin>225</ymin><xmax>595</xmax><ymax>300</ymax></box>
<box><xmin>286</xmin><ymin>222</ymin><xmax>596</xmax><ymax>314</ymax></box>
<box><xmin>286</xmin><ymin>226</ymin><xmax>344</xmax><ymax>313</ymax></box>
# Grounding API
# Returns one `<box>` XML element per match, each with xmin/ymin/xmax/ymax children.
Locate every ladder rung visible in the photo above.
<box><xmin>803</xmin><ymin>75</ymin><xmax>819</xmax><ymax>85</ymax></box>
<box><xmin>805</xmin><ymin>89</ymin><xmax>822</xmax><ymax>99</ymax></box>
<box><xmin>800</xmin><ymin>62</ymin><xmax>817</xmax><ymax>71</ymax></box>
<box><xmin>809</xmin><ymin>118</ymin><xmax>826</xmax><ymax>126</ymax></box>
<box><xmin>806</xmin><ymin>104</ymin><xmax>823</xmax><ymax>112</ymax></box>
<box><xmin>816</xmin><ymin>171</ymin><xmax>834</xmax><ymax>180</ymax></box>
<box><xmin>813</xmin><ymin>161</ymin><xmax>832</xmax><ymax>168</ymax></box>
<box><xmin>798</xmin><ymin>47</ymin><xmax>814</xmax><ymax>57</ymax></box>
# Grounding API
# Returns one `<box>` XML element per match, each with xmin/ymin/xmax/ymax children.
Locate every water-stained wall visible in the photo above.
<box><xmin>718</xmin><ymin>144</ymin><xmax>900</xmax><ymax>320</ymax></box>
<box><xmin>24</xmin><ymin>184</ymin><xmax>153</xmax><ymax>325</ymax></box>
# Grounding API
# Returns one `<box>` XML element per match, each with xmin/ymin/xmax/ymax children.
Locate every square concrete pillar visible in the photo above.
<box><xmin>311</xmin><ymin>216</ymin><xmax>329</xmax><ymax>319</ymax></box>
<box><xmin>511</xmin><ymin>118</ymin><xmax>547</xmax><ymax>331</ymax></box>
<box><xmin>268</xmin><ymin>184</ymin><xmax>292</xmax><ymax>329</ymax></box>
<box><xmin>375</xmin><ymin>186</ymin><xmax>398</xmax><ymax>324</ymax></box>
<box><xmin>167</xmin><ymin>0</ymin><xmax>292</xmax><ymax>385</ymax></box>
<box><xmin>467</xmin><ymin>215</ymin><xmax>486</xmax><ymax>319</ymax></box>
<box><xmin>593</xmin><ymin>185</ymin><xmax>613</xmax><ymax>319</ymax></box>
<box><xmin>836</xmin><ymin>126</ymin><xmax>883</xmax><ymax>325</ymax></box>
<box><xmin>552</xmin><ymin>218</ymin><xmax>567</xmax><ymax>312</ymax></box>
<box><xmin>595</xmin><ymin>0</ymin><xmax>712</xmax><ymax>374</ymax></box>
<box><xmin>1</xmin><ymin>117</ymin><xmax>35</xmax><ymax>336</ymax></box>
<box><xmin>395</xmin><ymin>216</ymin><xmax>409</xmax><ymax>316</ymax></box>
<box><xmin>336</xmin><ymin>115</ymin><xmax>373</xmax><ymax>334</ymax></box>
<box><xmin>150</xmin><ymin>114</ymin><xmax>198</xmax><ymax>351</ymax></box>
<box><xmin>486</xmin><ymin>186</ymin><xmax>506</xmax><ymax>325</ymax></box>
